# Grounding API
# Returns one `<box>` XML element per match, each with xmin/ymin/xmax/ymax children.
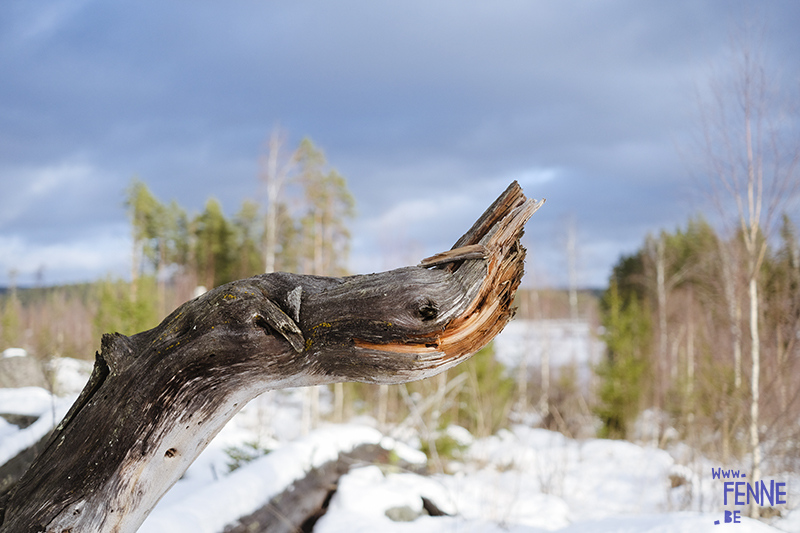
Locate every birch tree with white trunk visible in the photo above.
<box><xmin>696</xmin><ymin>20</ymin><xmax>800</xmax><ymax>518</ymax></box>
<box><xmin>260</xmin><ymin>126</ymin><xmax>296</xmax><ymax>275</ymax></box>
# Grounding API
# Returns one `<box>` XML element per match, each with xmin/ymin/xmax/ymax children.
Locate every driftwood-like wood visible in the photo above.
<box><xmin>0</xmin><ymin>181</ymin><xmax>543</xmax><ymax>533</ymax></box>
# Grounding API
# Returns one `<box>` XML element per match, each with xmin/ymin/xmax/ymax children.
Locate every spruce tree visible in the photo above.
<box><xmin>595</xmin><ymin>281</ymin><xmax>650</xmax><ymax>439</ymax></box>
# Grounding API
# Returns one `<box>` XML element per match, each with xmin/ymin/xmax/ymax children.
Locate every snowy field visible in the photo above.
<box><xmin>1</xmin><ymin>357</ymin><xmax>798</xmax><ymax>533</ymax></box>
<box><xmin>493</xmin><ymin>319</ymin><xmax>605</xmax><ymax>385</ymax></box>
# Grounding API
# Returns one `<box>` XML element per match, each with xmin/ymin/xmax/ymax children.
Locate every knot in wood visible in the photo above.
<box><xmin>416</xmin><ymin>299</ymin><xmax>439</xmax><ymax>321</ymax></box>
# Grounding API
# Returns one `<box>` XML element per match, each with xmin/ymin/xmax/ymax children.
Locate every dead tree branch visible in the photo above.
<box><xmin>0</xmin><ymin>182</ymin><xmax>543</xmax><ymax>533</ymax></box>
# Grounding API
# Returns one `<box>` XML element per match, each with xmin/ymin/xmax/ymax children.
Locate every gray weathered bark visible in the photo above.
<box><xmin>0</xmin><ymin>182</ymin><xmax>542</xmax><ymax>533</ymax></box>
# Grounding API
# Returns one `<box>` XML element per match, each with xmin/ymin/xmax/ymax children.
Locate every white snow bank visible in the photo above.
<box><xmin>557</xmin><ymin>513</ymin><xmax>781</xmax><ymax>532</ymax></box>
<box><xmin>316</xmin><ymin>464</ymin><xmax>556</xmax><ymax>533</ymax></box>
<box><xmin>461</xmin><ymin>426</ymin><xmax>673</xmax><ymax>520</ymax></box>
<box><xmin>138</xmin><ymin>424</ymin><xmax>384</xmax><ymax>533</ymax></box>
<box><xmin>435</xmin><ymin>469</ymin><xmax>570</xmax><ymax>529</ymax></box>
<box><xmin>1</xmin><ymin>348</ymin><xmax>27</xmax><ymax>358</ymax></box>
<box><xmin>0</xmin><ymin>387</ymin><xmax>57</xmax><ymax>416</ymax></box>
<box><xmin>0</xmin><ymin>389</ymin><xmax>76</xmax><ymax>465</ymax></box>
<box><xmin>775</xmin><ymin>506</ymin><xmax>800</xmax><ymax>532</ymax></box>
<box><xmin>317</xmin><ymin>506</ymin><xmax>779</xmax><ymax>533</ymax></box>
<box><xmin>331</xmin><ymin>465</ymin><xmax>452</xmax><ymax>518</ymax></box>
<box><xmin>316</xmin><ymin>425</ymin><xmax>789</xmax><ymax>533</ymax></box>
<box><xmin>317</xmin><ymin>511</ymin><xmax>547</xmax><ymax>533</ymax></box>
<box><xmin>380</xmin><ymin>436</ymin><xmax>428</xmax><ymax>465</ymax></box>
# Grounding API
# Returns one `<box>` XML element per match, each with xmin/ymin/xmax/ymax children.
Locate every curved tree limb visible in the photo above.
<box><xmin>0</xmin><ymin>181</ymin><xmax>543</xmax><ymax>533</ymax></box>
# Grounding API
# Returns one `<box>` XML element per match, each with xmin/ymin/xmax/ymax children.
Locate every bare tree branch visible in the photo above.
<box><xmin>0</xmin><ymin>182</ymin><xmax>543</xmax><ymax>533</ymax></box>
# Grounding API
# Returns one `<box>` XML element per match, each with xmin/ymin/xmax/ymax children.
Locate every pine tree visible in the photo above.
<box><xmin>295</xmin><ymin>138</ymin><xmax>355</xmax><ymax>276</ymax></box>
<box><xmin>125</xmin><ymin>179</ymin><xmax>192</xmax><ymax>317</ymax></box>
<box><xmin>93</xmin><ymin>277</ymin><xmax>158</xmax><ymax>339</ymax></box>
<box><xmin>273</xmin><ymin>201</ymin><xmax>300</xmax><ymax>273</ymax></box>
<box><xmin>125</xmin><ymin>179</ymin><xmax>164</xmax><ymax>302</ymax></box>
<box><xmin>232</xmin><ymin>200</ymin><xmax>265</xmax><ymax>280</ymax></box>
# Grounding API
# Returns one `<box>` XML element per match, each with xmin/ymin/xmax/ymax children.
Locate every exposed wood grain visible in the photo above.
<box><xmin>0</xmin><ymin>181</ymin><xmax>543</xmax><ymax>533</ymax></box>
<box><xmin>450</xmin><ymin>180</ymin><xmax>526</xmax><ymax>250</ymax></box>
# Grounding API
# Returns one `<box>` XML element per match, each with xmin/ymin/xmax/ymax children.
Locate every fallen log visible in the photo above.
<box><xmin>0</xmin><ymin>181</ymin><xmax>543</xmax><ymax>533</ymax></box>
<box><xmin>222</xmin><ymin>443</ymin><xmax>396</xmax><ymax>533</ymax></box>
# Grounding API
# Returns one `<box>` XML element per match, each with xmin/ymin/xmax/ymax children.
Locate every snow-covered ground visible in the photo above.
<box><xmin>493</xmin><ymin>319</ymin><xmax>605</xmax><ymax>385</ymax></box>
<box><xmin>1</xmin><ymin>357</ymin><xmax>798</xmax><ymax>532</ymax></box>
<box><xmin>315</xmin><ymin>425</ymin><xmax>798</xmax><ymax>533</ymax></box>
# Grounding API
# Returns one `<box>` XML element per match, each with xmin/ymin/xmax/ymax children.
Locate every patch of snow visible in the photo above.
<box><xmin>317</xmin><ymin>511</ymin><xmax>548</xmax><ymax>533</ymax></box>
<box><xmin>774</xmin><ymin>506</ymin><xmax>800</xmax><ymax>532</ymax></box>
<box><xmin>0</xmin><ymin>387</ymin><xmax>57</xmax><ymax>416</ymax></box>
<box><xmin>436</xmin><ymin>469</ymin><xmax>570</xmax><ymax>529</ymax></box>
<box><xmin>493</xmin><ymin>319</ymin><xmax>604</xmax><ymax>384</ymax></box>
<box><xmin>446</xmin><ymin>424</ymin><xmax>475</xmax><ymax>446</ymax></box>
<box><xmin>332</xmin><ymin>466</ymin><xmax>439</xmax><ymax>517</ymax></box>
<box><xmin>0</xmin><ymin>417</ymin><xmax>17</xmax><ymax>441</ymax></box>
<box><xmin>1</xmin><ymin>347</ymin><xmax>27</xmax><ymax>358</ymax></box>
<box><xmin>315</xmin><ymin>463</ymin><xmax>568</xmax><ymax>532</ymax></box>
<box><xmin>0</xmin><ymin>390</ymin><xmax>76</xmax><ymax>465</ymax></box>
<box><xmin>557</xmin><ymin>513</ymin><xmax>782</xmax><ymax>532</ymax></box>
<box><xmin>380</xmin><ymin>436</ymin><xmax>427</xmax><ymax>466</ymax></box>
<box><xmin>316</xmin><ymin>464</ymin><xmax>546</xmax><ymax>533</ymax></box>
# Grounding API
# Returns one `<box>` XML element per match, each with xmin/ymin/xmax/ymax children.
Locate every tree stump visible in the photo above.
<box><xmin>0</xmin><ymin>181</ymin><xmax>543</xmax><ymax>533</ymax></box>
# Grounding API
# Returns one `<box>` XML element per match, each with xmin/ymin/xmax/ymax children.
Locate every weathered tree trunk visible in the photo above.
<box><xmin>0</xmin><ymin>182</ymin><xmax>542</xmax><ymax>533</ymax></box>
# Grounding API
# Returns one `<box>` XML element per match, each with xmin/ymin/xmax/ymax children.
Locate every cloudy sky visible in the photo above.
<box><xmin>1</xmin><ymin>1</ymin><xmax>799</xmax><ymax>288</ymax></box>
